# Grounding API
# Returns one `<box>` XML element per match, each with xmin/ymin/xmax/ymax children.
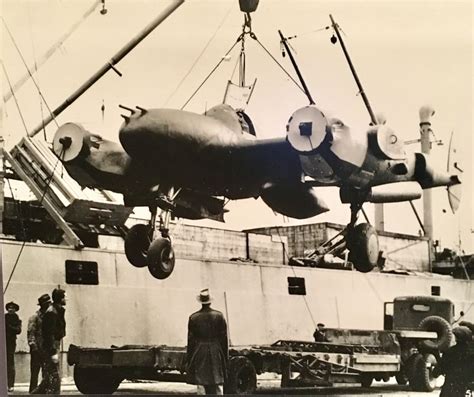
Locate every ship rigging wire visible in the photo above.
<box><xmin>1</xmin><ymin>61</ymin><xmax>29</xmax><ymax>134</ymax></box>
<box><xmin>2</xmin><ymin>17</ymin><xmax>60</xmax><ymax>131</ymax></box>
<box><xmin>163</xmin><ymin>3</ymin><xmax>233</xmax><ymax>107</ymax></box>
<box><xmin>274</xmin><ymin>228</ymin><xmax>317</xmax><ymax>328</ymax></box>
<box><xmin>3</xmin><ymin>148</ymin><xmax>66</xmax><ymax>294</ymax></box>
<box><xmin>2</xmin><ymin>0</ymin><xmax>102</xmax><ymax>104</ymax></box>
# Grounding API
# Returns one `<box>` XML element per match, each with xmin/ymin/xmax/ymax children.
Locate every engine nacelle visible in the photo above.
<box><xmin>261</xmin><ymin>182</ymin><xmax>329</xmax><ymax>219</ymax></box>
<box><xmin>286</xmin><ymin>105</ymin><xmax>328</xmax><ymax>153</ymax></box>
<box><xmin>53</xmin><ymin>123</ymin><xmax>131</xmax><ymax>190</ymax></box>
<box><xmin>414</xmin><ymin>153</ymin><xmax>461</xmax><ymax>189</ymax></box>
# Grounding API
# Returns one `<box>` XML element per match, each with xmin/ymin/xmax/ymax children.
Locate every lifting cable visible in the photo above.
<box><xmin>3</xmin><ymin>148</ymin><xmax>66</xmax><ymax>295</ymax></box>
<box><xmin>2</xmin><ymin>17</ymin><xmax>60</xmax><ymax>132</ymax></box>
<box><xmin>180</xmin><ymin>38</ymin><xmax>241</xmax><ymax>110</ymax></box>
<box><xmin>250</xmin><ymin>34</ymin><xmax>305</xmax><ymax>95</ymax></box>
<box><xmin>181</xmin><ymin>11</ymin><xmax>306</xmax><ymax>110</ymax></box>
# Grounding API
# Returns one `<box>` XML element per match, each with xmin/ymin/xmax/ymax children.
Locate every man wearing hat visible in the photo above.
<box><xmin>5</xmin><ymin>301</ymin><xmax>22</xmax><ymax>392</ymax></box>
<box><xmin>434</xmin><ymin>325</ymin><xmax>474</xmax><ymax>396</ymax></box>
<box><xmin>186</xmin><ymin>288</ymin><xmax>228</xmax><ymax>395</ymax></box>
<box><xmin>32</xmin><ymin>288</ymin><xmax>67</xmax><ymax>394</ymax></box>
<box><xmin>313</xmin><ymin>323</ymin><xmax>328</xmax><ymax>342</ymax></box>
<box><xmin>27</xmin><ymin>293</ymin><xmax>51</xmax><ymax>393</ymax></box>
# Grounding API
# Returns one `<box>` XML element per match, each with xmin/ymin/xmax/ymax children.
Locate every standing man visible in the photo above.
<box><xmin>313</xmin><ymin>323</ymin><xmax>328</xmax><ymax>342</ymax></box>
<box><xmin>434</xmin><ymin>326</ymin><xmax>473</xmax><ymax>396</ymax></box>
<box><xmin>186</xmin><ymin>288</ymin><xmax>228</xmax><ymax>395</ymax></box>
<box><xmin>32</xmin><ymin>288</ymin><xmax>66</xmax><ymax>395</ymax></box>
<box><xmin>27</xmin><ymin>293</ymin><xmax>51</xmax><ymax>393</ymax></box>
<box><xmin>5</xmin><ymin>301</ymin><xmax>22</xmax><ymax>393</ymax></box>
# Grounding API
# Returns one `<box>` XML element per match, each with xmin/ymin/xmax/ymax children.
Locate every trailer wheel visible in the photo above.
<box><xmin>225</xmin><ymin>356</ymin><xmax>257</xmax><ymax>395</ymax></box>
<box><xmin>419</xmin><ymin>315</ymin><xmax>453</xmax><ymax>352</ymax></box>
<box><xmin>409</xmin><ymin>353</ymin><xmax>437</xmax><ymax>392</ymax></box>
<box><xmin>74</xmin><ymin>366</ymin><xmax>122</xmax><ymax>394</ymax></box>
<box><xmin>359</xmin><ymin>374</ymin><xmax>373</xmax><ymax>388</ymax></box>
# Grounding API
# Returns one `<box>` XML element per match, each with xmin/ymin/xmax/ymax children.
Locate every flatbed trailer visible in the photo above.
<box><xmin>67</xmin><ymin>328</ymin><xmax>437</xmax><ymax>394</ymax></box>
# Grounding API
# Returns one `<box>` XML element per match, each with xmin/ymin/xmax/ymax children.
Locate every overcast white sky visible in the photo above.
<box><xmin>2</xmin><ymin>0</ymin><xmax>472</xmax><ymax>252</ymax></box>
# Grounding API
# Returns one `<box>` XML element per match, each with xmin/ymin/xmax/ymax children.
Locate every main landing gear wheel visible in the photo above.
<box><xmin>147</xmin><ymin>237</ymin><xmax>175</xmax><ymax>279</ymax></box>
<box><xmin>124</xmin><ymin>224</ymin><xmax>150</xmax><ymax>268</ymax></box>
<box><xmin>348</xmin><ymin>223</ymin><xmax>379</xmax><ymax>273</ymax></box>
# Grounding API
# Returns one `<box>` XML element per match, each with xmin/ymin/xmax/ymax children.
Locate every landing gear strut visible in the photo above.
<box><xmin>146</xmin><ymin>205</ymin><xmax>175</xmax><ymax>279</ymax></box>
<box><xmin>123</xmin><ymin>189</ymin><xmax>177</xmax><ymax>280</ymax></box>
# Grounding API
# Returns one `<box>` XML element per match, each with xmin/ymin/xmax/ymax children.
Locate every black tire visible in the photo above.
<box><xmin>224</xmin><ymin>356</ymin><xmax>257</xmax><ymax>395</ymax></box>
<box><xmin>124</xmin><ymin>224</ymin><xmax>150</xmax><ymax>268</ymax></box>
<box><xmin>395</xmin><ymin>371</ymin><xmax>408</xmax><ymax>385</ymax></box>
<box><xmin>359</xmin><ymin>374</ymin><xmax>373</xmax><ymax>388</ymax></box>
<box><xmin>410</xmin><ymin>353</ymin><xmax>437</xmax><ymax>392</ymax></box>
<box><xmin>407</xmin><ymin>353</ymin><xmax>422</xmax><ymax>390</ymax></box>
<box><xmin>147</xmin><ymin>237</ymin><xmax>175</xmax><ymax>279</ymax></box>
<box><xmin>419</xmin><ymin>315</ymin><xmax>453</xmax><ymax>352</ymax></box>
<box><xmin>74</xmin><ymin>366</ymin><xmax>122</xmax><ymax>394</ymax></box>
<box><xmin>348</xmin><ymin>223</ymin><xmax>379</xmax><ymax>273</ymax></box>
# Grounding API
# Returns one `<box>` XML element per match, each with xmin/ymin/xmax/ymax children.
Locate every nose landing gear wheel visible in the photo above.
<box><xmin>147</xmin><ymin>237</ymin><xmax>175</xmax><ymax>279</ymax></box>
<box><xmin>347</xmin><ymin>223</ymin><xmax>379</xmax><ymax>273</ymax></box>
<box><xmin>124</xmin><ymin>224</ymin><xmax>151</xmax><ymax>268</ymax></box>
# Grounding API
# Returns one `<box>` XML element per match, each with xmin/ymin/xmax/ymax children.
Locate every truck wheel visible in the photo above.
<box><xmin>360</xmin><ymin>374</ymin><xmax>373</xmax><ymax>388</ymax></box>
<box><xmin>419</xmin><ymin>315</ymin><xmax>453</xmax><ymax>352</ymax></box>
<box><xmin>410</xmin><ymin>353</ymin><xmax>437</xmax><ymax>392</ymax></box>
<box><xmin>348</xmin><ymin>223</ymin><xmax>379</xmax><ymax>273</ymax></box>
<box><xmin>395</xmin><ymin>371</ymin><xmax>408</xmax><ymax>385</ymax></box>
<box><xmin>124</xmin><ymin>224</ymin><xmax>150</xmax><ymax>267</ymax></box>
<box><xmin>74</xmin><ymin>366</ymin><xmax>122</xmax><ymax>394</ymax></box>
<box><xmin>224</xmin><ymin>356</ymin><xmax>257</xmax><ymax>395</ymax></box>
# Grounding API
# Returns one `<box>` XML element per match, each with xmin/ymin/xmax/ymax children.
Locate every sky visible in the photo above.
<box><xmin>1</xmin><ymin>0</ymin><xmax>472</xmax><ymax>253</ymax></box>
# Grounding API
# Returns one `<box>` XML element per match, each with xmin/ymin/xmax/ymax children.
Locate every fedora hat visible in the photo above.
<box><xmin>37</xmin><ymin>294</ymin><xmax>51</xmax><ymax>306</ymax></box>
<box><xmin>196</xmin><ymin>288</ymin><xmax>212</xmax><ymax>304</ymax></box>
<box><xmin>5</xmin><ymin>301</ymin><xmax>19</xmax><ymax>311</ymax></box>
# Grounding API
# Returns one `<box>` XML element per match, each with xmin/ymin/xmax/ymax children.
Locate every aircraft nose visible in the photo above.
<box><xmin>119</xmin><ymin>108</ymin><xmax>170</xmax><ymax>158</ymax></box>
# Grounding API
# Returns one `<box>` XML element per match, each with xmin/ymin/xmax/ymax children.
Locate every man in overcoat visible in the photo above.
<box><xmin>186</xmin><ymin>288</ymin><xmax>228</xmax><ymax>395</ymax></box>
<box><xmin>27</xmin><ymin>293</ymin><xmax>52</xmax><ymax>393</ymax></box>
<box><xmin>434</xmin><ymin>326</ymin><xmax>474</xmax><ymax>397</ymax></box>
<box><xmin>32</xmin><ymin>288</ymin><xmax>67</xmax><ymax>394</ymax></box>
<box><xmin>5</xmin><ymin>301</ymin><xmax>22</xmax><ymax>392</ymax></box>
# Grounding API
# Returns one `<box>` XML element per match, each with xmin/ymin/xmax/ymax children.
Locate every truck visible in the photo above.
<box><xmin>67</xmin><ymin>295</ymin><xmax>455</xmax><ymax>394</ymax></box>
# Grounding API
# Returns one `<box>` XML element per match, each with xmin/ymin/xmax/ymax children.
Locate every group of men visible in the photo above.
<box><xmin>4</xmin><ymin>288</ymin><xmax>67</xmax><ymax>394</ymax></box>
<box><xmin>5</xmin><ymin>287</ymin><xmax>473</xmax><ymax>395</ymax></box>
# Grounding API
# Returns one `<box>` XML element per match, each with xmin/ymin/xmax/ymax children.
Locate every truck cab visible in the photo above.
<box><xmin>384</xmin><ymin>295</ymin><xmax>454</xmax><ymax>331</ymax></box>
